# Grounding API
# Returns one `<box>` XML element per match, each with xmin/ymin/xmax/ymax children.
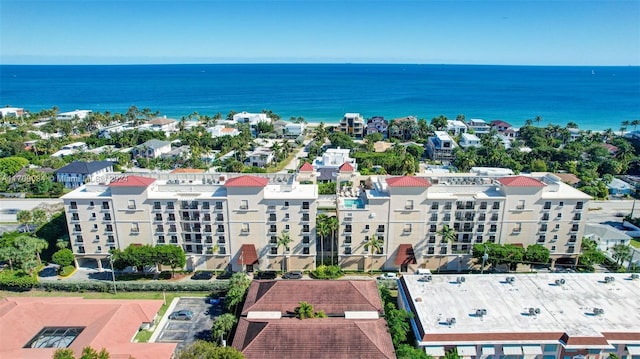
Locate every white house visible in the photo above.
<box><xmin>57</xmin><ymin>110</ymin><xmax>92</xmax><ymax>121</ymax></box>
<box><xmin>426</xmin><ymin>131</ymin><xmax>457</xmax><ymax>161</ymax></box>
<box><xmin>145</xmin><ymin>117</ymin><xmax>177</xmax><ymax>134</ymax></box>
<box><xmin>584</xmin><ymin>223</ymin><xmax>632</xmax><ymax>252</ymax></box>
<box><xmin>458</xmin><ymin>133</ymin><xmax>481</xmax><ymax>148</ymax></box>
<box><xmin>233</xmin><ymin>112</ymin><xmax>271</xmax><ymax>126</ymax></box>
<box><xmin>446</xmin><ymin>120</ymin><xmax>467</xmax><ymax>135</ymax></box>
<box><xmin>132</xmin><ymin>139</ymin><xmax>172</xmax><ymax>159</ymax></box>
<box><xmin>51</xmin><ymin>142</ymin><xmax>88</xmax><ymax>157</ymax></box>
<box><xmin>0</xmin><ymin>107</ymin><xmax>24</xmax><ymax>119</ymax></box>
<box><xmin>468</xmin><ymin>118</ymin><xmax>491</xmax><ymax>134</ymax></box>
<box><xmin>246</xmin><ymin>147</ymin><xmax>275</xmax><ymax>168</ymax></box>
<box><xmin>284</xmin><ymin>123</ymin><xmax>305</xmax><ymax>137</ymax></box>
<box><xmin>313</xmin><ymin>148</ymin><xmax>357</xmax><ymax>170</ymax></box>
<box><xmin>207</xmin><ymin>125</ymin><xmax>240</xmax><ymax>138</ymax></box>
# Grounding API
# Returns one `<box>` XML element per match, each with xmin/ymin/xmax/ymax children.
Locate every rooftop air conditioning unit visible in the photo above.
<box><xmin>529</xmin><ymin>307</ymin><xmax>541</xmax><ymax>316</ymax></box>
<box><xmin>604</xmin><ymin>276</ymin><xmax>616</xmax><ymax>283</ymax></box>
<box><xmin>475</xmin><ymin>309</ymin><xmax>487</xmax><ymax>317</ymax></box>
<box><xmin>555</xmin><ymin>278</ymin><xmax>566</xmax><ymax>286</ymax></box>
<box><xmin>631</xmin><ymin>274</ymin><xmax>640</xmax><ymax>280</ymax></box>
<box><xmin>457</xmin><ymin>277</ymin><xmax>466</xmax><ymax>284</ymax></box>
<box><xmin>593</xmin><ymin>308</ymin><xmax>604</xmax><ymax>316</ymax></box>
<box><xmin>506</xmin><ymin>276</ymin><xmax>516</xmax><ymax>284</ymax></box>
<box><xmin>447</xmin><ymin>317</ymin><xmax>456</xmax><ymax>326</ymax></box>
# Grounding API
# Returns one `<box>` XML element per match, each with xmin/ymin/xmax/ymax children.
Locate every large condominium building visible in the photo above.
<box><xmin>339</xmin><ymin>113</ymin><xmax>365</xmax><ymax>138</ymax></box>
<box><xmin>334</xmin><ymin>171</ymin><xmax>591</xmax><ymax>273</ymax></box>
<box><xmin>398</xmin><ymin>273</ymin><xmax>640</xmax><ymax>359</ymax></box>
<box><xmin>61</xmin><ymin>170</ymin><xmax>318</xmax><ymax>272</ymax></box>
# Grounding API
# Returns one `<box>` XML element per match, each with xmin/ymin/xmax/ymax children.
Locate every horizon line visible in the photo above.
<box><xmin>2</xmin><ymin>62</ymin><xmax>639</xmax><ymax>67</ymax></box>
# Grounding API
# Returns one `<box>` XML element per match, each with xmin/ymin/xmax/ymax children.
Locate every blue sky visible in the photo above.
<box><xmin>1</xmin><ymin>0</ymin><xmax>639</xmax><ymax>65</ymax></box>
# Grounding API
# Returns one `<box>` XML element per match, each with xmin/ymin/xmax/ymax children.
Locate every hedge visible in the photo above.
<box><xmin>36</xmin><ymin>280</ymin><xmax>230</xmax><ymax>293</ymax></box>
<box><xmin>0</xmin><ymin>271</ymin><xmax>39</xmax><ymax>291</ymax></box>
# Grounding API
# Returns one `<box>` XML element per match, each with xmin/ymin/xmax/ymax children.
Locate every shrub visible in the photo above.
<box><xmin>58</xmin><ymin>265</ymin><xmax>76</xmax><ymax>277</ymax></box>
<box><xmin>0</xmin><ymin>270</ymin><xmax>39</xmax><ymax>291</ymax></box>
<box><xmin>310</xmin><ymin>265</ymin><xmax>343</xmax><ymax>279</ymax></box>
<box><xmin>37</xmin><ymin>280</ymin><xmax>229</xmax><ymax>293</ymax></box>
<box><xmin>52</xmin><ymin>249</ymin><xmax>75</xmax><ymax>267</ymax></box>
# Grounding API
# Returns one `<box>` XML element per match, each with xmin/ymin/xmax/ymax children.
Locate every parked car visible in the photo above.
<box><xmin>255</xmin><ymin>271</ymin><xmax>278</xmax><ymax>280</ymax></box>
<box><xmin>216</xmin><ymin>271</ymin><xmax>234</xmax><ymax>280</ymax></box>
<box><xmin>191</xmin><ymin>271</ymin><xmax>214</xmax><ymax>280</ymax></box>
<box><xmin>283</xmin><ymin>270</ymin><xmax>303</xmax><ymax>279</ymax></box>
<box><xmin>168</xmin><ymin>310</ymin><xmax>193</xmax><ymax>321</ymax></box>
<box><xmin>377</xmin><ymin>273</ymin><xmax>399</xmax><ymax>280</ymax></box>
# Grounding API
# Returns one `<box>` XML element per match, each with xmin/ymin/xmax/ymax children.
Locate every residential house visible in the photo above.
<box><xmin>56</xmin><ymin>161</ymin><xmax>114</xmax><ymax>189</ymax></box>
<box><xmin>233</xmin><ymin>111</ymin><xmax>271</xmax><ymax>125</ymax></box>
<box><xmin>458</xmin><ymin>133</ymin><xmax>481</xmax><ymax>148</ymax></box>
<box><xmin>132</xmin><ymin>139</ymin><xmax>172</xmax><ymax>159</ymax></box>
<box><xmin>365</xmin><ymin>116</ymin><xmax>388</xmax><ymax>138</ymax></box>
<box><xmin>446</xmin><ymin>120</ymin><xmax>467</xmax><ymax>135</ymax></box>
<box><xmin>51</xmin><ymin>142</ymin><xmax>88</xmax><ymax>157</ymax></box>
<box><xmin>144</xmin><ymin>117</ymin><xmax>177</xmax><ymax>135</ymax></box>
<box><xmin>232</xmin><ymin>280</ymin><xmax>395</xmax><ymax>359</ymax></box>
<box><xmin>312</xmin><ymin>147</ymin><xmax>358</xmax><ymax>180</ymax></box>
<box><xmin>602</xmin><ymin>143</ymin><xmax>619</xmax><ymax>155</ymax></box>
<box><xmin>389</xmin><ymin>116</ymin><xmax>418</xmax><ymax>140</ymax></box>
<box><xmin>584</xmin><ymin>223</ymin><xmax>632</xmax><ymax>252</ymax></box>
<box><xmin>207</xmin><ymin>125</ymin><xmax>239</xmax><ymax>138</ymax></box>
<box><xmin>467</xmin><ymin>118</ymin><xmax>491</xmax><ymax>134</ymax></box>
<box><xmin>339</xmin><ymin>113</ymin><xmax>365</xmax><ymax>138</ymax></box>
<box><xmin>426</xmin><ymin>131</ymin><xmax>457</xmax><ymax>161</ymax></box>
<box><xmin>607</xmin><ymin>177</ymin><xmax>634</xmax><ymax>197</ymax></box>
<box><xmin>489</xmin><ymin>120</ymin><xmax>512</xmax><ymax>132</ymax></box>
<box><xmin>284</xmin><ymin>122</ymin><xmax>305</xmax><ymax>137</ymax></box>
<box><xmin>56</xmin><ymin>110</ymin><xmax>92</xmax><ymax>121</ymax></box>
<box><xmin>0</xmin><ymin>107</ymin><xmax>24</xmax><ymax>119</ymax></box>
<box><xmin>246</xmin><ymin>147</ymin><xmax>275</xmax><ymax>168</ymax></box>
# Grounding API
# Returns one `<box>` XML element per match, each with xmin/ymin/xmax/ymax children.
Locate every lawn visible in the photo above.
<box><xmin>631</xmin><ymin>239</ymin><xmax>640</xmax><ymax>249</ymax></box>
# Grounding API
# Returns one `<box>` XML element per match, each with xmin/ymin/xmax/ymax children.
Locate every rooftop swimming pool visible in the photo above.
<box><xmin>343</xmin><ymin>198</ymin><xmax>364</xmax><ymax>209</ymax></box>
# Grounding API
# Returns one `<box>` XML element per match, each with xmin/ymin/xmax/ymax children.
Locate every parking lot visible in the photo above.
<box><xmin>155</xmin><ymin>297</ymin><xmax>223</xmax><ymax>351</ymax></box>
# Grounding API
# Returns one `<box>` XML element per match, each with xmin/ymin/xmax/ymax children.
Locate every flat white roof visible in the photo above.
<box><xmin>401</xmin><ymin>273</ymin><xmax>640</xmax><ymax>343</ymax></box>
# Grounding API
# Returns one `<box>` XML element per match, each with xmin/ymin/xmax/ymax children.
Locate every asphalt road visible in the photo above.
<box><xmin>156</xmin><ymin>297</ymin><xmax>222</xmax><ymax>352</ymax></box>
<box><xmin>584</xmin><ymin>199</ymin><xmax>637</xmax><ymax>224</ymax></box>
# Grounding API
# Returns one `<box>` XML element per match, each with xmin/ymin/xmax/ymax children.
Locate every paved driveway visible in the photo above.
<box><xmin>156</xmin><ymin>297</ymin><xmax>223</xmax><ymax>352</ymax></box>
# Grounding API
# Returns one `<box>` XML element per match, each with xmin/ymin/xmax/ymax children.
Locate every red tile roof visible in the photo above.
<box><xmin>497</xmin><ymin>176</ymin><xmax>545</xmax><ymax>187</ymax></box>
<box><xmin>170</xmin><ymin>168</ymin><xmax>205</xmax><ymax>173</ymax></box>
<box><xmin>0</xmin><ymin>297</ymin><xmax>175</xmax><ymax>359</ymax></box>
<box><xmin>224</xmin><ymin>176</ymin><xmax>269</xmax><ymax>187</ymax></box>
<box><xmin>108</xmin><ymin>175</ymin><xmax>156</xmax><ymax>187</ymax></box>
<box><xmin>238</xmin><ymin>244</ymin><xmax>258</xmax><ymax>265</ymax></box>
<box><xmin>298</xmin><ymin>162</ymin><xmax>314</xmax><ymax>172</ymax></box>
<box><xmin>338</xmin><ymin>162</ymin><xmax>355</xmax><ymax>172</ymax></box>
<box><xmin>241</xmin><ymin>280</ymin><xmax>383</xmax><ymax>316</ymax></box>
<box><xmin>386</xmin><ymin>176</ymin><xmax>431</xmax><ymax>187</ymax></box>
<box><xmin>233</xmin><ymin>318</ymin><xmax>395</xmax><ymax>359</ymax></box>
<box><xmin>395</xmin><ymin>244</ymin><xmax>417</xmax><ymax>265</ymax></box>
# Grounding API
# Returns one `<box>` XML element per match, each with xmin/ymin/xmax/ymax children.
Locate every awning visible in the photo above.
<box><xmin>457</xmin><ymin>346</ymin><xmax>477</xmax><ymax>357</ymax></box>
<box><xmin>522</xmin><ymin>345</ymin><xmax>543</xmax><ymax>355</ymax></box>
<box><xmin>395</xmin><ymin>244</ymin><xmax>417</xmax><ymax>265</ymax></box>
<box><xmin>424</xmin><ymin>346</ymin><xmax>445</xmax><ymax>356</ymax></box>
<box><xmin>627</xmin><ymin>345</ymin><xmax>640</xmax><ymax>355</ymax></box>
<box><xmin>237</xmin><ymin>244</ymin><xmax>258</xmax><ymax>265</ymax></box>
<box><xmin>502</xmin><ymin>345</ymin><xmax>523</xmax><ymax>355</ymax></box>
<box><xmin>481</xmin><ymin>346</ymin><xmax>495</xmax><ymax>356</ymax></box>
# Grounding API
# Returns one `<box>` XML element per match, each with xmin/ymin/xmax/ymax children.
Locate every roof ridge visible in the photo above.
<box><xmin>353</xmin><ymin>320</ymin><xmax>395</xmax><ymax>359</ymax></box>
<box><xmin>346</xmin><ymin>281</ymin><xmax>381</xmax><ymax>312</ymax></box>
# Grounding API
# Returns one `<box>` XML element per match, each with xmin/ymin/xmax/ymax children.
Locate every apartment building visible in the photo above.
<box><xmin>61</xmin><ymin>172</ymin><xmax>318</xmax><ymax>272</ymax></box>
<box><xmin>334</xmin><ymin>172</ymin><xmax>591</xmax><ymax>273</ymax></box>
<box><xmin>339</xmin><ymin>113</ymin><xmax>365</xmax><ymax>138</ymax></box>
<box><xmin>398</xmin><ymin>273</ymin><xmax>640</xmax><ymax>359</ymax></box>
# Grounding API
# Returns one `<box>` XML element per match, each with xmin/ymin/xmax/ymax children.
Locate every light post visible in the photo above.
<box><xmin>108</xmin><ymin>255</ymin><xmax>117</xmax><ymax>295</ymax></box>
<box><xmin>481</xmin><ymin>248</ymin><xmax>489</xmax><ymax>275</ymax></box>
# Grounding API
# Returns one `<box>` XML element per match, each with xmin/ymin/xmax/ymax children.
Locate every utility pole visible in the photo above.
<box><xmin>481</xmin><ymin>246</ymin><xmax>489</xmax><ymax>275</ymax></box>
<box><xmin>109</xmin><ymin>255</ymin><xmax>117</xmax><ymax>295</ymax></box>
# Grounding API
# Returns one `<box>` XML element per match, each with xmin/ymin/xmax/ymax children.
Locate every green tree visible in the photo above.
<box><xmin>295</xmin><ymin>301</ymin><xmax>316</xmax><ymax>319</ymax></box>
<box><xmin>612</xmin><ymin>244</ymin><xmax>632</xmax><ymax>266</ymax></box>
<box><xmin>31</xmin><ymin>208</ymin><xmax>48</xmax><ymax>229</ymax></box>
<box><xmin>328</xmin><ymin>131</ymin><xmax>356</xmax><ymax>149</ymax></box>
<box><xmin>225</xmin><ymin>272</ymin><xmax>251</xmax><ymax>313</ymax></box>
<box><xmin>52</xmin><ymin>346</ymin><xmax>110</xmax><ymax>359</ymax></box>
<box><xmin>155</xmin><ymin>245</ymin><xmax>186</xmax><ymax>276</ymax></box>
<box><xmin>438</xmin><ymin>224</ymin><xmax>457</xmax><ymax>244</ymax></box>
<box><xmin>430</xmin><ymin>115</ymin><xmax>448</xmax><ymax>131</ymax></box>
<box><xmin>211</xmin><ymin>313</ymin><xmax>237</xmax><ymax>344</ymax></box>
<box><xmin>385</xmin><ymin>305</ymin><xmax>412</xmax><ymax>347</ymax></box>
<box><xmin>277</xmin><ymin>230</ymin><xmax>292</xmax><ymax>272</ymax></box>
<box><xmin>396</xmin><ymin>344</ymin><xmax>432</xmax><ymax>359</ymax></box>
<box><xmin>16</xmin><ymin>210</ymin><xmax>33</xmax><ymax>232</ymax></box>
<box><xmin>524</xmin><ymin>244</ymin><xmax>550</xmax><ymax>265</ymax></box>
<box><xmin>327</xmin><ymin>216</ymin><xmax>338</xmax><ymax>266</ymax></box>
<box><xmin>364</xmin><ymin>234</ymin><xmax>383</xmax><ymax>272</ymax></box>
<box><xmin>444</xmin><ymin>348</ymin><xmax>460</xmax><ymax>359</ymax></box>
<box><xmin>174</xmin><ymin>341</ymin><xmax>244</xmax><ymax>359</ymax></box>
<box><xmin>316</xmin><ymin>214</ymin><xmax>330</xmax><ymax>266</ymax></box>
<box><xmin>0</xmin><ymin>156</ymin><xmax>29</xmax><ymax>176</ymax></box>
<box><xmin>52</xmin><ymin>248</ymin><xmax>75</xmax><ymax>267</ymax></box>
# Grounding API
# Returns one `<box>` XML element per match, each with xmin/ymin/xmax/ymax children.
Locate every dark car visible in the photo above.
<box><xmin>216</xmin><ymin>271</ymin><xmax>234</xmax><ymax>280</ymax></box>
<box><xmin>283</xmin><ymin>271</ymin><xmax>303</xmax><ymax>279</ymax></box>
<box><xmin>255</xmin><ymin>271</ymin><xmax>278</xmax><ymax>280</ymax></box>
<box><xmin>168</xmin><ymin>310</ymin><xmax>193</xmax><ymax>321</ymax></box>
<box><xmin>191</xmin><ymin>271</ymin><xmax>214</xmax><ymax>280</ymax></box>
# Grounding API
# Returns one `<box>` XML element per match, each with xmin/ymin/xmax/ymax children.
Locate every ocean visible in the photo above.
<box><xmin>1</xmin><ymin>64</ymin><xmax>639</xmax><ymax>131</ymax></box>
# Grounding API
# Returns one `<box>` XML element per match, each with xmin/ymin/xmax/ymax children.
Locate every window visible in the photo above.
<box><xmin>94</xmin><ymin>235</ymin><xmax>100</xmax><ymax>242</ymax></box>
<box><xmin>431</xmin><ymin>202</ymin><xmax>439</xmax><ymax>210</ymax></box>
<box><xmin>156</xmin><ymin>225</ymin><xmax>164</xmax><ymax>232</ymax></box>
<box><xmin>568</xmin><ymin>246</ymin><xmax>575</xmax><ymax>253</ymax></box>
<box><xmin>489</xmin><ymin>225</ymin><xmax>497</xmax><ymax>233</ymax></box>
<box><xmin>103</xmin><ymin>213</ymin><xmax>111</xmax><ymax>221</ymax></box>
<box><xmin>285</xmin><ymin>224</ymin><xmax>290</xmax><ymax>231</ymax></box>
<box><xmin>216</xmin><ymin>213</ymin><xmax>224</xmax><ymax>221</ymax></box>
<box><xmin>89</xmin><ymin>201</ymin><xmax>94</xmax><ymax>207</ymax></box>
<box><xmin>169</xmin><ymin>224</ymin><xmax>177</xmax><ymax>232</ymax></box>
<box><xmin>70</xmin><ymin>202</ymin><xmax>77</xmax><ymax>210</ymax></box>
<box><xmin>202</xmin><ymin>201</ymin><xmax>210</xmax><ymax>209</ymax></box>
<box><xmin>555</xmin><ymin>223</ymin><xmax>560</xmax><ymax>230</ymax></box>
<box><xmin>107</xmin><ymin>235</ymin><xmax>114</xmax><ymax>243</ymax></box>
<box><xmin>204</xmin><ymin>225</ymin><xmax>212</xmax><ymax>233</ymax></box>
<box><xmin>428</xmin><ymin>236</ymin><xmax>436</xmax><ymax>243</ymax></box>
<box><xmin>569</xmin><ymin>234</ymin><xmax>577</xmax><ymax>242</ymax></box>
<box><xmin>215</xmin><ymin>201</ymin><xmax>223</xmax><ymax>210</ymax></box>
<box><xmin>106</xmin><ymin>224</ymin><xmax>113</xmax><ymax>232</ymax></box>
<box><xmin>488</xmin><ymin>235</ymin><xmax>496</xmax><ymax>243</ymax></box>
<box><xmin>184</xmin><ymin>234</ymin><xmax>192</xmax><ymax>241</ymax></box>
<box><xmin>153</xmin><ymin>201</ymin><xmax>161</xmax><ymax>209</ymax></box>
<box><xmin>127</xmin><ymin>200</ymin><xmax>136</xmax><ymax>209</ymax></box>
<box><xmin>430</xmin><ymin>225</ymin><xmax>437</xmax><ymax>233</ymax></box>
<box><xmin>240</xmin><ymin>200</ymin><xmax>248</xmax><ymax>210</ymax></box>
<box><xmin>181</xmin><ymin>201</ymin><xmax>189</xmax><ymax>209</ymax></box>
<box><xmin>427</xmin><ymin>247</ymin><xmax>435</xmax><ymax>254</ymax></box>
<box><xmin>514</xmin><ymin>223</ymin><xmax>522</xmax><ymax>233</ymax></box>
<box><xmin>456</xmin><ymin>201</ymin><xmax>464</xmax><ymax>210</ymax></box>
<box><xmin>443</xmin><ymin>213</ymin><xmax>451</xmax><ymax>222</ymax></box>
<box><xmin>557</xmin><ymin>213</ymin><xmax>562</xmax><ymax>219</ymax></box>
<box><xmin>544</xmin><ymin>201</ymin><xmax>551</xmax><ymax>210</ymax></box>
<box><xmin>269</xmin><ymin>225</ymin><xmax>277</xmax><ymax>233</ymax></box>
<box><xmin>91</xmin><ymin>212</ymin><xmax>96</xmax><ymax>219</ymax></box>
<box><xmin>571</xmin><ymin>224</ymin><xmax>579</xmax><ymax>232</ymax></box>
<box><xmin>405</xmin><ymin>200</ymin><xmax>414</xmax><ymax>210</ymax></box>
<box><xmin>364</xmin><ymin>224</ymin><xmax>369</xmax><ymax>230</ymax></box>
<box><xmin>576</xmin><ymin>201</ymin><xmax>583</xmax><ymax>210</ymax></box>
<box><xmin>491</xmin><ymin>213</ymin><xmax>499</xmax><ymax>221</ymax></box>
<box><xmin>439</xmin><ymin>247</ymin><xmax>447</xmax><ymax>255</ymax></box>
<box><xmin>74</xmin><ymin>224</ymin><xmax>81</xmax><ymax>232</ymax></box>
<box><xmin>203</xmin><ymin>214</ymin><xmax>211</xmax><ymax>221</ymax></box>
<box><xmin>241</xmin><ymin>223</ymin><xmax>249</xmax><ymax>233</ymax></box>
<box><xmin>404</xmin><ymin>224</ymin><xmax>412</xmax><ymax>233</ymax></box>
<box><xmin>538</xmin><ymin>235</ymin><xmax>546</xmax><ymax>243</ymax></box>
<box><xmin>345</xmin><ymin>236</ymin><xmax>352</xmax><ymax>244</ymax></box>
<box><xmin>284</xmin><ymin>201</ymin><xmax>290</xmax><ymax>208</ymax></box>
<box><xmin>444</xmin><ymin>202</ymin><xmax>452</xmax><ymax>210</ymax></box>
<box><xmin>269</xmin><ymin>213</ymin><xmax>277</xmax><ymax>221</ymax></box>
<box><xmin>284</xmin><ymin>213</ymin><xmax>290</xmax><ymax>220</ymax></box>
<box><xmin>302</xmin><ymin>213</ymin><xmax>309</xmax><ymax>221</ymax></box>
<box><xmin>540</xmin><ymin>224</ymin><xmax>547</xmax><ymax>232</ymax></box>
<box><xmin>551</xmin><ymin>245</ymin><xmax>556</xmax><ymax>251</ymax></box>
<box><xmin>219</xmin><ymin>247</ymin><xmax>226</xmax><ymax>255</ymax></box>
<box><xmin>542</xmin><ymin>213</ymin><xmax>549</xmax><ymax>221</ymax></box>
<box><xmin>303</xmin><ymin>247</ymin><xmax>310</xmax><ymax>255</ymax></box>
<box><xmin>516</xmin><ymin>200</ymin><xmax>525</xmax><ymax>210</ymax></box>
<box><xmin>131</xmin><ymin>223</ymin><xmax>139</xmax><ymax>233</ymax></box>
<box><xmin>76</xmin><ymin>235</ymin><xmax>83</xmax><ymax>243</ymax></box>
<box><xmin>71</xmin><ymin>213</ymin><xmax>79</xmax><ymax>221</ymax></box>
<box><xmin>101</xmin><ymin>201</ymin><xmax>110</xmax><ymax>210</ymax></box>
<box><xmin>344</xmin><ymin>247</ymin><xmax>352</xmax><ymax>255</ymax></box>
<box><xmin>270</xmin><ymin>247</ymin><xmax>278</xmax><ymax>255</ymax></box>
<box><xmin>377</xmin><ymin>225</ymin><xmax>385</xmax><ymax>233</ymax></box>
<box><xmin>92</xmin><ymin>224</ymin><xmax>98</xmax><ymax>231</ymax></box>
<box><xmin>492</xmin><ymin>202</ymin><xmax>500</xmax><ymax>210</ymax></box>
<box><xmin>167</xmin><ymin>201</ymin><xmax>174</xmax><ymax>209</ymax></box>
<box><xmin>303</xmin><ymin>201</ymin><xmax>310</xmax><ymax>210</ymax></box>
<box><xmin>303</xmin><ymin>236</ymin><xmax>310</xmax><ymax>244</ymax></box>
<box><xmin>25</xmin><ymin>327</ymin><xmax>85</xmax><ymax>349</ymax></box>
<box><xmin>77</xmin><ymin>246</ymin><xmax>85</xmax><ymax>253</ymax></box>
<box><xmin>158</xmin><ymin>236</ymin><xmax>166</xmax><ymax>244</ymax></box>
<box><xmin>303</xmin><ymin>225</ymin><xmax>310</xmax><ymax>233</ymax></box>
<box><xmin>155</xmin><ymin>213</ymin><xmax>162</xmax><ymax>221</ymax></box>
<box><xmin>430</xmin><ymin>213</ymin><xmax>438</xmax><ymax>222</ymax></box>
<box><xmin>345</xmin><ymin>224</ymin><xmax>352</xmax><ymax>233</ymax></box>
<box><xmin>168</xmin><ymin>213</ymin><xmax>175</xmax><ymax>221</ymax></box>
<box><xmin>478</xmin><ymin>213</ymin><xmax>485</xmax><ymax>221</ymax></box>
<box><xmin>573</xmin><ymin>213</ymin><xmax>581</xmax><ymax>220</ymax></box>
<box><xmin>480</xmin><ymin>202</ymin><xmax>487</xmax><ymax>210</ymax></box>
<box><xmin>476</xmin><ymin>235</ymin><xmax>483</xmax><ymax>242</ymax></box>
<box><xmin>171</xmin><ymin>236</ymin><xmax>178</xmax><ymax>243</ymax></box>
<box><xmin>216</xmin><ymin>224</ymin><xmax>224</xmax><ymax>233</ymax></box>
<box><xmin>559</xmin><ymin>201</ymin><xmax>564</xmax><ymax>207</ymax></box>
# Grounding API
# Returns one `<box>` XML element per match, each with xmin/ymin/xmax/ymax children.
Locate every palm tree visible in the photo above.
<box><xmin>277</xmin><ymin>230</ymin><xmax>292</xmax><ymax>272</ymax></box>
<box><xmin>364</xmin><ymin>235</ymin><xmax>383</xmax><ymax>273</ymax></box>
<box><xmin>534</xmin><ymin>115</ymin><xmax>542</xmax><ymax>127</ymax></box>
<box><xmin>316</xmin><ymin>214</ymin><xmax>330</xmax><ymax>266</ymax></box>
<box><xmin>327</xmin><ymin>216</ymin><xmax>338</xmax><ymax>265</ymax></box>
<box><xmin>295</xmin><ymin>301</ymin><xmax>315</xmax><ymax>319</ymax></box>
<box><xmin>438</xmin><ymin>224</ymin><xmax>457</xmax><ymax>245</ymax></box>
<box><xmin>632</xmin><ymin>119</ymin><xmax>640</xmax><ymax>131</ymax></box>
<box><xmin>211</xmin><ymin>313</ymin><xmax>237</xmax><ymax>345</ymax></box>
<box><xmin>611</xmin><ymin>244</ymin><xmax>632</xmax><ymax>267</ymax></box>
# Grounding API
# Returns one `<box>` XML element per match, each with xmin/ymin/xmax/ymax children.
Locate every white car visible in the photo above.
<box><xmin>377</xmin><ymin>273</ymin><xmax>399</xmax><ymax>280</ymax></box>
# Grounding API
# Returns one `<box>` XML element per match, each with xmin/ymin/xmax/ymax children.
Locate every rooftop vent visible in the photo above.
<box><xmin>555</xmin><ymin>278</ymin><xmax>566</xmax><ymax>286</ymax></box>
<box><xmin>528</xmin><ymin>307</ymin><xmax>541</xmax><ymax>316</ymax></box>
<box><xmin>604</xmin><ymin>276</ymin><xmax>616</xmax><ymax>283</ymax></box>
<box><xmin>506</xmin><ymin>276</ymin><xmax>516</xmax><ymax>284</ymax></box>
<box><xmin>475</xmin><ymin>309</ymin><xmax>487</xmax><ymax>318</ymax></box>
<box><xmin>418</xmin><ymin>275</ymin><xmax>433</xmax><ymax>282</ymax></box>
<box><xmin>631</xmin><ymin>274</ymin><xmax>640</xmax><ymax>280</ymax></box>
<box><xmin>593</xmin><ymin>307</ymin><xmax>605</xmax><ymax>316</ymax></box>
<box><xmin>447</xmin><ymin>317</ymin><xmax>456</xmax><ymax>326</ymax></box>
<box><xmin>456</xmin><ymin>276</ymin><xmax>466</xmax><ymax>284</ymax></box>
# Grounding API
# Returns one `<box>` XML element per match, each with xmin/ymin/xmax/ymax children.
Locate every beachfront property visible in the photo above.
<box><xmin>489</xmin><ymin>120</ymin><xmax>513</xmax><ymax>132</ymax></box>
<box><xmin>339</xmin><ymin>113</ymin><xmax>365</xmax><ymax>138</ymax></box>
<box><xmin>389</xmin><ymin>116</ymin><xmax>418</xmax><ymax>140</ymax></box>
<box><xmin>61</xmin><ymin>171</ymin><xmax>318</xmax><ymax>272</ymax></box>
<box><xmin>397</xmin><ymin>273</ymin><xmax>640</xmax><ymax>359</ymax></box>
<box><xmin>467</xmin><ymin>118</ymin><xmax>491</xmax><ymax>134</ymax></box>
<box><xmin>207</xmin><ymin>125</ymin><xmax>240</xmax><ymax>138</ymax></box>
<box><xmin>0</xmin><ymin>107</ymin><xmax>25</xmax><ymax>119</ymax></box>
<box><xmin>245</xmin><ymin>147</ymin><xmax>275</xmax><ymax>168</ymax></box>
<box><xmin>55</xmin><ymin>160</ymin><xmax>114</xmax><ymax>189</ymax></box>
<box><xmin>334</xmin><ymin>172</ymin><xmax>590</xmax><ymax>273</ymax></box>
<box><xmin>426</xmin><ymin>131</ymin><xmax>457</xmax><ymax>161</ymax></box>
<box><xmin>312</xmin><ymin>147</ymin><xmax>358</xmax><ymax>182</ymax></box>
<box><xmin>284</xmin><ymin>122</ymin><xmax>305</xmax><ymax>137</ymax></box>
<box><xmin>51</xmin><ymin>142</ymin><xmax>88</xmax><ymax>157</ymax></box>
<box><xmin>0</xmin><ymin>297</ymin><xmax>175</xmax><ymax>359</ymax></box>
<box><xmin>232</xmin><ymin>280</ymin><xmax>395</xmax><ymax>359</ymax></box>
<box><xmin>56</xmin><ymin>110</ymin><xmax>92</xmax><ymax>121</ymax></box>
<box><xmin>365</xmin><ymin>116</ymin><xmax>389</xmax><ymax>138</ymax></box>
<box><xmin>131</xmin><ymin>139</ymin><xmax>172</xmax><ymax>159</ymax></box>
<box><xmin>136</xmin><ymin>116</ymin><xmax>178</xmax><ymax>136</ymax></box>
<box><xmin>458</xmin><ymin>133</ymin><xmax>482</xmax><ymax>148</ymax></box>
<box><xmin>446</xmin><ymin>120</ymin><xmax>467</xmax><ymax>135</ymax></box>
